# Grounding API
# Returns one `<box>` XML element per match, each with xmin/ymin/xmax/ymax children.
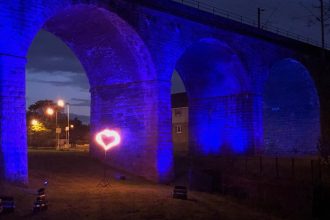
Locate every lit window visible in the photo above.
<box><xmin>175</xmin><ymin>125</ymin><xmax>182</xmax><ymax>133</ymax></box>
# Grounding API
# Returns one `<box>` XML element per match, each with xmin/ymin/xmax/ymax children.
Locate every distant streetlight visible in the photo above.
<box><xmin>30</xmin><ymin>119</ymin><xmax>39</xmax><ymax>147</ymax></box>
<box><xmin>55</xmin><ymin>100</ymin><xmax>66</xmax><ymax>150</ymax></box>
<box><xmin>66</xmin><ymin>103</ymin><xmax>70</xmax><ymax>148</ymax></box>
<box><xmin>31</xmin><ymin>119</ymin><xmax>39</xmax><ymax>126</ymax></box>
<box><xmin>57</xmin><ymin>99</ymin><xmax>70</xmax><ymax>148</ymax></box>
<box><xmin>57</xmin><ymin>99</ymin><xmax>65</xmax><ymax>108</ymax></box>
<box><xmin>46</xmin><ymin>107</ymin><xmax>54</xmax><ymax>116</ymax></box>
<box><xmin>46</xmin><ymin>107</ymin><xmax>56</xmax><ymax>148</ymax></box>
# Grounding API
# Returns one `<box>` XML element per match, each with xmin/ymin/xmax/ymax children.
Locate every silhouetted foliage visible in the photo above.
<box><xmin>27</xmin><ymin>100</ymin><xmax>89</xmax><ymax>147</ymax></box>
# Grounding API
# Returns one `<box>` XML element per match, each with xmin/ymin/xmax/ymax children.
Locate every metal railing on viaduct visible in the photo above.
<box><xmin>172</xmin><ymin>0</ymin><xmax>330</xmax><ymax>49</ymax></box>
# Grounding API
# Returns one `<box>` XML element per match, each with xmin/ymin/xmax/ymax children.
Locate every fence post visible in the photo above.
<box><xmin>245</xmin><ymin>157</ymin><xmax>248</xmax><ymax>174</ymax></box>
<box><xmin>291</xmin><ymin>158</ymin><xmax>295</xmax><ymax>178</ymax></box>
<box><xmin>259</xmin><ymin>156</ymin><xmax>263</xmax><ymax>176</ymax></box>
<box><xmin>275</xmin><ymin>157</ymin><xmax>279</xmax><ymax>178</ymax></box>
<box><xmin>318</xmin><ymin>159</ymin><xmax>322</xmax><ymax>183</ymax></box>
<box><xmin>311</xmin><ymin>160</ymin><xmax>314</xmax><ymax>182</ymax></box>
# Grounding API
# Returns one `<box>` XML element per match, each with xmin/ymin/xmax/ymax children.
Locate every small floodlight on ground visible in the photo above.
<box><xmin>33</xmin><ymin>187</ymin><xmax>48</xmax><ymax>212</ymax></box>
<box><xmin>95</xmin><ymin>129</ymin><xmax>121</xmax><ymax>187</ymax></box>
<box><xmin>173</xmin><ymin>185</ymin><xmax>188</xmax><ymax>200</ymax></box>
<box><xmin>0</xmin><ymin>196</ymin><xmax>15</xmax><ymax>213</ymax></box>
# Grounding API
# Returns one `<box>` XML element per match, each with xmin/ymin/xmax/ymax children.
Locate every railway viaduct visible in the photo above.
<box><xmin>0</xmin><ymin>0</ymin><xmax>329</xmax><ymax>184</ymax></box>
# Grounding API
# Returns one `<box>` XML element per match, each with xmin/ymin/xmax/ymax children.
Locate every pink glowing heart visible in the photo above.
<box><xmin>95</xmin><ymin>129</ymin><xmax>121</xmax><ymax>151</ymax></box>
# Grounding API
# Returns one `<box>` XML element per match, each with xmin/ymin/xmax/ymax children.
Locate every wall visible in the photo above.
<box><xmin>172</xmin><ymin>107</ymin><xmax>189</xmax><ymax>154</ymax></box>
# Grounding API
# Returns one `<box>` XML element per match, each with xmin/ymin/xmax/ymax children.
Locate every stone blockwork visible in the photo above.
<box><xmin>0</xmin><ymin>55</ymin><xmax>28</xmax><ymax>184</ymax></box>
<box><xmin>0</xmin><ymin>0</ymin><xmax>328</xmax><ymax>184</ymax></box>
<box><xmin>89</xmin><ymin>80</ymin><xmax>173</xmax><ymax>182</ymax></box>
<box><xmin>263</xmin><ymin>59</ymin><xmax>320</xmax><ymax>155</ymax></box>
<box><xmin>189</xmin><ymin>94</ymin><xmax>257</xmax><ymax>155</ymax></box>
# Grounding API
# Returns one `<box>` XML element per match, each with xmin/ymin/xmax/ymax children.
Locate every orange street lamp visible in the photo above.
<box><xmin>56</xmin><ymin>99</ymin><xmax>70</xmax><ymax>148</ymax></box>
<box><xmin>57</xmin><ymin>99</ymin><xmax>65</xmax><ymax>108</ymax></box>
<box><xmin>46</xmin><ymin>107</ymin><xmax>54</xmax><ymax>116</ymax></box>
<box><xmin>55</xmin><ymin>99</ymin><xmax>65</xmax><ymax>150</ymax></box>
<box><xmin>31</xmin><ymin>119</ymin><xmax>39</xmax><ymax>126</ymax></box>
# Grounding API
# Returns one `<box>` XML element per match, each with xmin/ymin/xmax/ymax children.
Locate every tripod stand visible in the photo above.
<box><xmin>97</xmin><ymin>150</ymin><xmax>111</xmax><ymax>187</ymax></box>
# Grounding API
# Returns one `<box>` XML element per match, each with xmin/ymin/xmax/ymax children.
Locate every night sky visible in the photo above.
<box><xmin>26</xmin><ymin>0</ymin><xmax>329</xmax><ymax>120</ymax></box>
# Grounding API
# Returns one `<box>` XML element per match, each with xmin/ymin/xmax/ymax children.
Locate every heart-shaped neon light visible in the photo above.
<box><xmin>95</xmin><ymin>129</ymin><xmax>121</xmax><ymax>151</ymax></box>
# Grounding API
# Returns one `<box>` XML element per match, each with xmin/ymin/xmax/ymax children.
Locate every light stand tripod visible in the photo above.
<box><xmin>95</xmin><ymin>129</ymin><xmax>121</xmax><ymax>187</ymax></box>
<box><xmin>97</xmin><ymin>150</ymin><xmax>111</xmax><ymax>187</ymax></box>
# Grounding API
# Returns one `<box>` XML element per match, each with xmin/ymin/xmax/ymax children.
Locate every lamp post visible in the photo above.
<box><xmin>46</xmin><ymin>107</ymin><xmax>58</xmax><ymax>149</ymax></box>
<box><xmin>30</xmin><ymin>119</ymin><xmax>39</xmax><ymax>147</ymax></box>
<box><xmin>66</xmin><ymin>103</ymin><xmax>70</xmax><ymax>148</ymax></box>
<box><xmin>95</xmin><ymin>129</ymin><xmax>121</xmax><ymax>187</ymax></box>
<box><xmin>55</xmin><ymin>110</ymin><xmax>59</xmax><ymax>150</ymax></box>
<box><xmin>57</xmin><ymin>100</ymin><xmax>70</xmax><ymax>148</ymax></box>
<box><xmin>57</xmin><ymin>99</ymin><xmax>65</xmax><ymax>149</ymax></box>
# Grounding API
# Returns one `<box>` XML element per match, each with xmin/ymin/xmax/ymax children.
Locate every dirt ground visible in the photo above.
<box><xmin>0</xmin><ymin>150</ymin><xmax>281</xmax><ymax>220</ymax></box>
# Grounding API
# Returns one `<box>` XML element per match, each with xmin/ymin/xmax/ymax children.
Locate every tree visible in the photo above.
<box><xmin>27</xmin><ymin>100</ymin><xmax>90</xmax><ymax>147</ymax></box>
<box><xmin>27</xmin><ymin>100</ymin><xmax>59</xmax><ymax>147</ymax></box>
<box><xmin>70</xmin><ymin>117</ymin><xmax>90</xmax><ymax>145</ymax></box>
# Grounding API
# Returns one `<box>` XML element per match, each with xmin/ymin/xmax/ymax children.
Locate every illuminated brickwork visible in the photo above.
<box><xmin>0</xmin><ymin>0</ymin><xmax>326</xmax><ymax>184</ymax></box>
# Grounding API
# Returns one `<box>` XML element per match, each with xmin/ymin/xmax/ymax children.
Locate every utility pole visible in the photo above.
<box><xmin>320</xmin><ymin>0</ymin><xmax>325</xmax><ymax>49</ymax></box>
<box><xmin>258</xmin><ymin>8</ymin><xmax>265</xmax><ymax>29</ymax></box>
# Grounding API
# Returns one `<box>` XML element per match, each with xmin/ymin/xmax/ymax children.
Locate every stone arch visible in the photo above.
<box><xmin>42</xmin><ymin>4</ymin><xmax>156</xmax><ymax>86</ymax></box>
<box><xmin>176</xmin><ymin>38</ymin><xmax>251</xmax><ymax>98</ymax></box>
<box><xmin>1</xmin><ymin>3</ymin><xmax>173</xmax><ymax>183</ymax></box>
<box><xmin>263</xmin><ymin>58</ymin><xmax>320</xmax><ymax>155</ymax></box>
<box><xmin>174</xmin><ymin>38</ymin><xmax>255</xmax><ymax>155</ymax></box>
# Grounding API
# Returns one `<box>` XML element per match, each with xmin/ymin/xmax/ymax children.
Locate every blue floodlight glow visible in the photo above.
<box><xmin>263</xmin><ymin>58</ymin><xmax>320</xmax><ymax>155</ymax></box>
<box><xmin>157</xmin><ymin>148</ymin><xmax>173</xmax><ymax>182</ymax></box>
<box><xmin>0</xmin><ymin>0</ymin><xmax>321</xmax><ymax>185</ymax></box>
<box><xmin>189</xmin><ymin>97</ymin><xmax>249</xmax><ymax>155</ymax></box>
<box><xmin>176</xmin><ymin>38</ymin><xmax>252</xmax><ymax>155</ymax></box>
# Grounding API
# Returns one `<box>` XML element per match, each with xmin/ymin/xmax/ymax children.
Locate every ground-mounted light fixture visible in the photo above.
<box><xmin>0</xmin><ymin>196</ymin><xmax>15</xmax><ymax>213</ymax></box>
<box><xmin>173</xmin><ymin>185</ymin><xmax>188</xmax><ymax>200</ymax></box>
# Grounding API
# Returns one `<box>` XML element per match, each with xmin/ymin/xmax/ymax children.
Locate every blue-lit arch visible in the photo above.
<box><xmin>175</xmin><ymin>38</ymin><xmax>253</xmax><ymax>155</ymax></box>
<box><xmin>1</xmin><ymin>2</ymin><xmax>174</xmax><ymax>183</ymax></box>
<box><xmin>36</xmin><ymin>4</ymin><xmax>171</xmax><ymax>182</ymax></box>
<box><xmin>263</xmin><ymin>58</ymin><xmax>320</xmax><ymax>155</ymax></box>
